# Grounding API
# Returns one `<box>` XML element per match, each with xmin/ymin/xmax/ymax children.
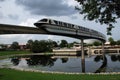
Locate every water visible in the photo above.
<box><xmin>0</xmin><ymin>54</ymin><xmax>120</xmax><ymax>73</ymax></box>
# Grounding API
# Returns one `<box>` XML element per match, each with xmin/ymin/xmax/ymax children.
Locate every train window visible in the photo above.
<box><xmin>78</xmin><ymin>26</ymin><xmax>80</xmax><ymax>29</ymax></box>
<box><xmin>59</xmin><ymin>22</ymin><xmax>62</xmax><ymax>26</ymax></box>
<box><xmin>49</xmin><ymin>20</ymin><xmax>52</xmax><ymax>24</ymax></box>
<box><xmin>40</xmin><ymin>19</ymin><xmax>48</xmax><ymax>22</ymax></box>
<box><xmin>80</xmin><ymin>27</ymin><xmax>83</xmax><ymax>30</ymax></box>
<box><xmin>68</xmin><ymin>24</ymin><xmax>72</xmax><ymax>28</ymax></box>
<box><xmin>54</xmin><ymin>20</ymin><xmax>58</xmax><ymax>25</ymax></box>
<box><xmin>83</xmin><ymin>28</ymin><xmax>85</xmax><ymax>30</ymax></box>
<box><xmin>79</xmin><ymin>27</ymin><xmax>81</xmax><ymax>29</ymax></box>
<box><xmin>76</xmin><ymin>26</ymin><xmax>79</xmax><ymax>29</ymax></box>
<box><xmin>64</xmin><ymin>23</ymin><xmax>67</xmax><ymax>27</ymax></box>
<box><xmin>72</xmin><ymin>24</ymin><xmax>74</xmax><ymax>28</ymax></box>
<box><xmin>59</xmin><ymin>22</ymin><xmax>63</xmax><ymax>26</ymax></box>
<box><xmin>73</xmin><ymin>25</ymin><xmax>76</xmax><ymax>29</ymax></box>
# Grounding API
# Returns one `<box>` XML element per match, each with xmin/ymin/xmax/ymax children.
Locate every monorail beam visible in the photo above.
<box><xmin>0</xmin><ymin>24</ymin><xmax>46</xmax><ymax>34</ymax></box>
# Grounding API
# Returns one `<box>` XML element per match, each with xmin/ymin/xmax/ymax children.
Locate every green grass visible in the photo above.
<box><xmin>0</xmin><ymin>68</ymin><xmax>120</xmax><ymax>80</ymax></box>
<box><xmin>0</xmin><ymin>50</ymin><xmax>30</xmax><ymax>56</ymax></box>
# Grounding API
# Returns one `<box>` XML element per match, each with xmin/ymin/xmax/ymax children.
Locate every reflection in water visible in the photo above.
<box><xmin>11</xmin><ymin>55</ymin><xmax>69</xmax><ymax>67</ymax></box>
<box><xmin>94</xmin><ymin>55</ymin><xmax>120</xmax><ymax>73</ymax></box>
<box><xmin>111</xmin><ymin>55</ymin><xmax>119</xmax><ymax>62</ymax></box>
<box><xmin>11</xmin><ymin>55</ymin><xmax>107</xmax><ymax>73</ymax></box>
<box><xmin>26</xmin><ymin>55</ymin><xmax>57</xmax><ymax>67</ymax></box>
<box><xmin>118</xmin><ymin>55</ymin><xmax>120</xmax><ymax>61</ymax></box>
<box><xmin>94</xmin><ymin>55</ymin><xmax>102</xmax><ymax>62</ymax></box>
<box><xmin>95</xmin><ymin>55</ymin><xmax>107</xmax><ymax>73</ymax></box>
<box><xmin>11</xmin><ymin>57</ymin><xmax>20</xmax><ymax>66</ymax></box>
<box><xmin>9</xmin><ymin>54</ymin><xmax>120</xmax><ymax>73</ymax></box>
<box><xmin>18</xmin><ymin>59</ymin><xmax>28</xmax><ymax>67</ymax></box>
<box><xmin>61</xmin><ymin>58</ymin><xmax>68</xmax><ymax>63</ymax></box>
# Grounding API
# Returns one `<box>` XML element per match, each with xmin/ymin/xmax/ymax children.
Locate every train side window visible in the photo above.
<box><xmin>49</xmin><ymin>20</ymin><xmax>55</xmax><ymax>24</ymax></box>
<box><xmin>57</xmin><ymin>21</ymin><xmax>60</xmax><ymax>25</ymax></box>
<box><xmin>72</xmin><ymin>25</ymin><xmax>74</xmax><ymax>28</ymax></box>
<box><xmin>68</xmin><ymin>24</ymin><xmax>71</xmax><ymax>28</ymax></box>
<box><xmin>75</xmin><ymin>26</ymin><xmax>79</xmax><ymax>29</ymax></box>
<box><xmin>62</xmin><ymin>22</ymin><xmax>64</xmax><ymax>27</ymax></box>
<box><xmin>57</xmin><ymin>21</ymin><xmax>59</xmax><ymax>25</ymax></box>
<box><xmin>59</xmin><ymin>22</ymin><xmax>62</xmax><ymax>26</ymax></box>
<box><xmin>49</xmin><ymin>20</ymin><xmax>52</xmax><ymax>24</ymax></box>
<box><xmin>64</xmin><ymin>23</ymin><xmax>67</xmax><ymax>27</ymax></box>
<box><xmin>78</xmin><ymin>26</ymin><xmax>80</xmax><ymax>29</ymax></box>
<box><xmin>81</xmin><ymin>27</ymin><xmax>84</xmax><ymax>31</ymax></box>
<box><xmin>54</xmin><ymin>20</ymin><xmax>58</xmax><ymax>25</ymax></box>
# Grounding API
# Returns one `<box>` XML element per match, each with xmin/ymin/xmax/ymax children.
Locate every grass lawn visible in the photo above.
<box><xmin>0</xmin><ymin>50</ymin><xmax>30</xmax><ymax>56</ymax></box>
<box><xmin>0</xmin><ymin>68</ymin><xmax>120</xmax><ymax>80</ymax></box>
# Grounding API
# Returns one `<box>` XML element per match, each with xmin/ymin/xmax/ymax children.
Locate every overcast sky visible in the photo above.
<box><xmin>0</xmin><ymin>0</ymin><xmax>120</xmax><ymax>44</ymax></box>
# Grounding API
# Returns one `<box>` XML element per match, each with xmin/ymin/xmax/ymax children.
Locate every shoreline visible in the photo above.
<box><xmin>0</xmin><ymin>66</ymin><xmax>120</xmax><ymax>75</ymax></box>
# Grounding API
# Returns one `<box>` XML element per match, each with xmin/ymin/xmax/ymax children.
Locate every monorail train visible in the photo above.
<box><xmin>34</xmin><ymin>18</ymin><xmax>106</xmax><ymax>41</ymax></box>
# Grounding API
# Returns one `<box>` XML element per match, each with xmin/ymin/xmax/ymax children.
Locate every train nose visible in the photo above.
<box><xmin>34</xmin><ymin>22</ymin><xmax>43</xmax><ymax>27</ymax></box>
<box><xmin>34</xmin><ymin>22</ymin><xmax>46</xmax><ymax>28</ymax></box>
<box><xmin>34</xmin><ymin>22</ymin><xmax>39</xmax><ymax>27</ymax></box>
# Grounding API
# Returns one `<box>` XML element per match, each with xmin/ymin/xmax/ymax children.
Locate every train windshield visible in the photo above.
<box><xmin>40</xmin><ymin>19</ymin><xmax>48</xmax><ymax>22</ymax></box>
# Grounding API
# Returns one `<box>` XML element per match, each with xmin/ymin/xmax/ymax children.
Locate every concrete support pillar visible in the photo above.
<box><xmin>81</xmin><ymin>39</ymin><xmax>85</xmax><ymax>73</ymax></box>
<box><xmin>117</xmin><ymin>49</ymin><xmax>119</xmax><ymax>54</ymax></box>
<box><xmin>102</xmin><ymin>42</ymin><xmax>105</xmax><ymax>61</ymax></box>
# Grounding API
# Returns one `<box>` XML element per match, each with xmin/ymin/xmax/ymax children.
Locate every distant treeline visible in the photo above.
<box><xmin>0</xmin><ymin>39</ymin><xmax>78</xmax><ymax>53</ymax></box>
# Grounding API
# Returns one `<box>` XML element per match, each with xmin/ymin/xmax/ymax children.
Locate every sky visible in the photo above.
<box><xmin>0</xmin><ymin>0</ymin><xmax>120</xmax><ymax>44</ymax></box>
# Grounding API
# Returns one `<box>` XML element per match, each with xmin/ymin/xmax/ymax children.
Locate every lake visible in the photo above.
<box><xmin>0</xmin><ymin>54</ymin><xmax>120</xmax><ymax>73</ymax></box>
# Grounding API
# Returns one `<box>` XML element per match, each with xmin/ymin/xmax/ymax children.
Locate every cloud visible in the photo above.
<box><xmin>8</xmin><ymin>14</ymin><xmax>19</xmax><ymax>20</ymax></box>
<box><xmin>0</xmin><ymin>34</ymin><xmax>31</xmax><ymax>44</ymax></box>
<box><xmin>15</xmin><ymin>0</ymin><xmax>76</xmax><ymax>16</ymax></box>
<box><xmin>0</xmin><ymin>0</ymin><xmax>5</xmax><ymax>2</ymax></box>
<box><xmin>70</xmin><ymin>15</ymin><xmax>78</xmax><ymax>20</ymax></box>
<box><xmin>19</xmin><ymin>18</ymin><xmax>37</xmax><ymax>27</ymax></box>
<box><xmin>0</xmin><ymin>12</ymin><xmax>4</xmax><ymax>18</ymax></box>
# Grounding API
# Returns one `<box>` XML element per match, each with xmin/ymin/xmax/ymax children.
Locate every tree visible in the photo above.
<box><xmin>31</xmin><ymin>40</ymin><xmax>40</xmax><ymax>53</ymax></box>
<box><xmin>75</xmin><ymin>0</ymin><xmax>120</xmax><ymax>35</ymax></box>
<box><xmin>108</xmin><ymin>37</ymin><xmax>116</xmax><ymax>45</ymax></box>
<box><xmin>10</xmin><ymin>42</ymin><xmax>20</xmax><ymax>50</ymax></box>
<box><xmin>52</xmin><ymin>41</ymin><xmax>58</xmax><ymax>47</ymax></box>
<box><xmin>68</xmin><ymin>41</ymin><xmax>79</xmax><ymax>48</ymax></box>
<box><xmin>116</xmin><ymin>40</ymin><xmax>120</xmax><ymax>45</ymax></box>
<box><xmin>0</xmin><ymin>44</ymin><xmax>7</xmax><ymax>51</ymax></box>
<box><xmin>108</xmin><ymin>37</ymin><xmax>114</xmax><ymax>42</ymax></box>
<box><xmin>26</xmin><ymin>39</ymin><xmax>33</xmax><ymax>50</ymax></box>
<box><xmin>31</xmin><ymin>40</ymin><xmax>54</xmax><ymax>53</ymax></box>
<box><xmin>47</xmin><ymin>40</ymin><xmax>55</xmax><ymax>49</ymax></box>
<box><xmin>93</xmin><ymin>41</ymin><xmax>101</xmax><ymax>46</ymax></box>
<box><xmin>59</xmin><ymin>40</ymin><xmax>68</xmax><ymax>48</ymax></box>
<box><xmin>68</xmin><ymin>43</ymin><xmax>74</xmax><ymax>48</ymax></box>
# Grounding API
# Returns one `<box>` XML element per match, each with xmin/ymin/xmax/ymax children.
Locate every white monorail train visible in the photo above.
<box><xmin>34</xmin><ymin>18</ymin><xmax>106</xmax><ymax>41</ymax></box>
